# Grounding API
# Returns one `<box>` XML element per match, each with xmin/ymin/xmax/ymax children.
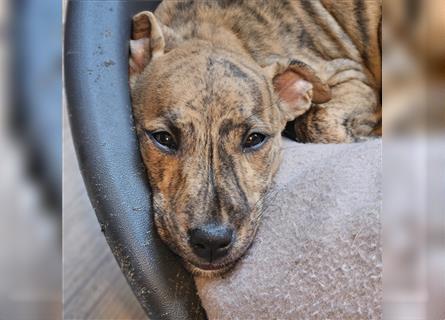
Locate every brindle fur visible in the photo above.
<box><xmin>129</xmin><ymin>0</ymin><xmax>381</xmax><ymax>277</ymax></box>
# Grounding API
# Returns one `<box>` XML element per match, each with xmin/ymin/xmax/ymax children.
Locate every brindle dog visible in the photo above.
<box><xmin>129</xmin><ymin>0</ymin><xmax>381</xmax><ymax>277</ymax></box>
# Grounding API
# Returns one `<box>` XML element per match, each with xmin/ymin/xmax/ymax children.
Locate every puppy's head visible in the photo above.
<box><xmin>129</xmin><ymin>12</ymin><xmax>330</xmax><ymax>276</ymax></box>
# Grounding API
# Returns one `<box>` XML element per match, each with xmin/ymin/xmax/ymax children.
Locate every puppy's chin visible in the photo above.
<box><xmin>183</xmin><ymin>260</ymin><xmax>236</xmax><ymax>278</ymax></box>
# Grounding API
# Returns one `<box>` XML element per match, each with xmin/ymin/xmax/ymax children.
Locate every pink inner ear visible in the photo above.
<box><xmin>130</xmin><ymin>38</ymin><xmax>150</xmax><ymax>74</ymax></box>
<box><xmin>273</xmin><ymin>70</ymin><xmax>313</xmax><ymax>108</ymax></box>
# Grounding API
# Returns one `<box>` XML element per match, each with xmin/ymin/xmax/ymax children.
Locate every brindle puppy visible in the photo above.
<box><xmin>129</xmin><ymin>0</ymin><xmax>381</xmax><ymax>277</ymax></box>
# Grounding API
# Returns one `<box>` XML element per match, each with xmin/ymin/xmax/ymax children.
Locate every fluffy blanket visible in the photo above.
<box><xmin>195</xmin><ymin>138</ymin><xmax>382</xmax><ymax>319</ymax></box>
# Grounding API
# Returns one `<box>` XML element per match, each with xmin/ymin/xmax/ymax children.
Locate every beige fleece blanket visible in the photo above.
<box><xmin>195</xmin><ymin>138</ymin><xmax>382</xmax><ymax>319</ymax></box>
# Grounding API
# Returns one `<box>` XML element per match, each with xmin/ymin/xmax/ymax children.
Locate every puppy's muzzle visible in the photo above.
<box><xmin>189</xmin><ymin>224</ymin><xmax>234</xmax><ymax>263</ymax></box>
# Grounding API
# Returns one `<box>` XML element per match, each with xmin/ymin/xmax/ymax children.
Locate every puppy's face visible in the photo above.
<box><xmin>129</xmin><ymin>12</ymin><xmax>329</xmax><ymax>276</ymax></box>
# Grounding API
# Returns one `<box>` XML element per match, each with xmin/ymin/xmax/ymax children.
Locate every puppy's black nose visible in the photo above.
<box><xmin>189</xmin><ymin>225</ymin><xmax>234</xmax><ymax>262</ymax></box>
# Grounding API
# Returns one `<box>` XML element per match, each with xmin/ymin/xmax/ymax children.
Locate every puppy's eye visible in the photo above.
<box><xmin>242</xmin><ymin>133</ymin><xmax>267</xmax><ymax>151</ymax></box>
<box><xmin>148</xmin><ymin>131</ymin><xmax>177</xmax><ymax>152</ymax></box>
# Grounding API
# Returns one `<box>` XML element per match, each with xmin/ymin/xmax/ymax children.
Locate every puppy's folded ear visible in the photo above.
<box><xmin>129</xmin><ymin>11</ymin><xmax>180</xmax><ymax>77</ymax></box>
<box><xmin>264</xmin><ymin>59</ymin><xmax>332</xmax><ymax>124</ymax></box>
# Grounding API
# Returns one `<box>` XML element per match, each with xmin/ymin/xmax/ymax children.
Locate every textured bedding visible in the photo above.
<box><xmin>195</xmin><ymin>138</ymin><xmax>382</xmax><ymax>319</ymax></box>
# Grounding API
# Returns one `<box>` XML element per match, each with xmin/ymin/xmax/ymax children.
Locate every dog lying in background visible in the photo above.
<box><xmin>129</xmin><ymin>0</ymin><xmax>381</xmax><ymax>277</ymax></box>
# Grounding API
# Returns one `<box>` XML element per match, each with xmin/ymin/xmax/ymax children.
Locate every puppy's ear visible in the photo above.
<box><xmin>264</xmin><ymin>59</ymin><xmax>332</xmax><ymax>124</ymax></box>
<box><xmin>129</xmin><ymin>11</ymin><xmax>179</xmax><ymax>77</ymax></box>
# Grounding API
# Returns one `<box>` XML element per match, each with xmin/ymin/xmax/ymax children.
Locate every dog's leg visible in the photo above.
<box><xmin>288</xmin><ymin>59</ymin><xmax>380</xmax><ymax>143</ymax></box>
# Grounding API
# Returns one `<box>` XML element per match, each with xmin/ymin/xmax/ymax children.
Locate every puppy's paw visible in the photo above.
<box><xmin>354</xmin><ymin>135</ymin><xmax>379</xmax><ymax>143</ymax></box>
<box><xmin>285</xmin><ymin>106</ymin><xmax>354</xmax><ymax>143</ymax></box>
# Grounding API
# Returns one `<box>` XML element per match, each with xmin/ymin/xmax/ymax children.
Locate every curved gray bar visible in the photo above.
<box><xmin>64</xmin><ymin>1</ymin><xmax>206</xmax><ymax>319</ymax></box>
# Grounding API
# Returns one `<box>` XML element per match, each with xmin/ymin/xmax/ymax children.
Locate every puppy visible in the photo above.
<box><xmin>129</xmin><ymin>0</ymin><xmax>381</xmax><ymax>277</ymax></box>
